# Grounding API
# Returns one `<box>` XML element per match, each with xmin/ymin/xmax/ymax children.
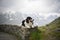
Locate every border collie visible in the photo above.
<box><xmin>22</xmin><ymin>17</ymin><xmax>34</xmax><ymax>28</ymax></box>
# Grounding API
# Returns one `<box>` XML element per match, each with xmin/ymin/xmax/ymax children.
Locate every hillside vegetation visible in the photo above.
<box><xmin>29</xmin><ymin>17</ymin><xmax>60</xmax><ymax>40</ymax></box>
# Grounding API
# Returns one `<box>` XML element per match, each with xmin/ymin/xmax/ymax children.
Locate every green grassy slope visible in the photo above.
<box><xmin>29</xmin><ymin>27</ymin><xmax>41</xmax><ymax>40</ymax></box>
<box><xmin>46</xmin><ymin>17</ymin><xmax>60</xmax><ymax>40</ymax></box>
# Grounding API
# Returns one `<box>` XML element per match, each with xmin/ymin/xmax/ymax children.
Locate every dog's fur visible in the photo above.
<box><xmin>22</xmin><ymin>17</ymin><xmax>34</xmax><ymax>28</ymax></box>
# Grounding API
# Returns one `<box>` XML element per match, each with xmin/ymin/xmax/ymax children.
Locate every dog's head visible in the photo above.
<box><xmin>26</xmin><ymin>17</ymin><xmax>34</xmax><ymax>24</ymax></box>
<box><xmin>22</xmin><ymin>17</ymin><xmax>34</xmax><ymax>28</ymax></box>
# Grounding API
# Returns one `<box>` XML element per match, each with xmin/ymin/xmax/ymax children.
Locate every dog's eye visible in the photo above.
<box><xmin>30</xmin><ymin>21</ymin><xmax>32</xmax><ymax>22</ymax></box>
<box><xmin>30</xmin><ymin>21</ymin><xmax>33</xmax><ymax>22</ymax></box>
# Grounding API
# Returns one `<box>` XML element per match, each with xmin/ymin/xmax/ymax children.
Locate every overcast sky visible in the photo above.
<box><xmin>0</xmin><ymin>0</ymin><xmax>60</xmax><ymax>26</ymax></box>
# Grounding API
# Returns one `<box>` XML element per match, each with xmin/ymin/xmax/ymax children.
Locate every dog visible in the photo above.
<box><xmin>22</xmin><ymin>17</ymin><xmax>34</xmax><ymax>28</ymax></box>
<box><xmin>21</xmin><ymin>17</ymin><xmax>34</xmax><ymax>40</ymax></box>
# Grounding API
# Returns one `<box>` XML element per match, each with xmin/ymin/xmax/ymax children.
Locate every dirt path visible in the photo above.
<box><xmin>0</xmin><ymin>32</ymin><xmax>18</xmax><ymax>40</ymax></box>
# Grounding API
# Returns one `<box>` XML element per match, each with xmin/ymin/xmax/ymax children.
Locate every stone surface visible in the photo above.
<box><xmin>0</xmin><ymin>32</ymin><xmax>17</xmax><ymax>40</ymax></box>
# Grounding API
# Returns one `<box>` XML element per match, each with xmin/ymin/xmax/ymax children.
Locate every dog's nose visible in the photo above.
<box><xmin>30</xmin><ymin>19</ymin><xmax>34</xmax><ymax>22</ymax></box>
<box><xmin>32</xmin><ymin>19</ymin><xmax>34</xmax><ymax>21</ymax></box>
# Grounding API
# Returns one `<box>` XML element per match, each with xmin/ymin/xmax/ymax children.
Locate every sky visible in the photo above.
<box><xmin>0</xmin><ymin>0</ymin><xmax>60</xmax><ymax>26</ymax></box>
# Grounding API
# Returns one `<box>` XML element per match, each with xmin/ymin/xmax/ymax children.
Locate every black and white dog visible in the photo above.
<box><xmin>22</xmin><ymin>17</ymin><xmax>34</xmax><ymax>28</ymax></box>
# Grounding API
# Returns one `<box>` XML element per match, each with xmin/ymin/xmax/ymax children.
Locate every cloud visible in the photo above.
<box><xmin>9</xmin><ymin>18</ymin><xmax>14</xmax><ymax>20</ymax></box>
<box><xmin>0</xmin><ymin>11</ymin><xmax>60</xmax><ymax>26</ymax></box>
<box><xmin>0</xmin><ymin>13</ymin><xmax>9</xmax><ymax>24</ymax></box>
<box><xmin>15</xmin><ymin>0</ymin><xmax>60</xmax><ymax>13</ymax></box>
<box><xmin>0</xmin><ymin>0</ymin><xmax>60</xmax><ymax>26</ymax></box>
<box><xmin>0</xmin><ymin>0</ymin><xmax>60</xmax><ymax>13</ymax></box>
<box><xmin>39</xmin><ymin>13</ymin><xmax>60</xmax><ymax>19</ymax></box>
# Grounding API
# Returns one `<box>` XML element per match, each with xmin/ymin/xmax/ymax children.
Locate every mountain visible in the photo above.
<box><xmin>46</xmin><ymin>17</ymin><xmax>60</xmax><ymax>31</ymax></box>
<box><xmin>48</xmin><ymin>17</ymin><xmax>60</xmax><ymax>26</ymax></box>
<box><xmin>39</xmin><ymin>17</ymin><xmax>60</xmax><ymax>40</ymax></box>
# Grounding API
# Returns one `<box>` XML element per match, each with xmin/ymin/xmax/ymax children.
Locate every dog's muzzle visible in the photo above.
<box><xmin>30</xmin><ymin>19</ymin><xmax>34</xmax><ymax>22</ymax></box>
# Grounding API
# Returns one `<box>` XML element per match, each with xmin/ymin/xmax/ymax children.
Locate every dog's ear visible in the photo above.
<box><xmin>22</xmin><ymin>20</ymin><xmax>25</xmax><ymax>26</ymax></box>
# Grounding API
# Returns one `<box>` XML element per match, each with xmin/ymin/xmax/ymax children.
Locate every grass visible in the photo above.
<box><xmin>29</xmin><ymin>28</ymin><xmax>41</xmax><ymax>40</ymax></box>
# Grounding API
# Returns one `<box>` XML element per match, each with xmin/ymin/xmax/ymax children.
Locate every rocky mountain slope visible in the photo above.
<box><xmin>0</xmin><ymin>24</ymin><xmax>38</xmax><ymax>40</ymax></box>
<box><xmin>39</xmin><ymin>17</ymin><xmax>60</xmax><ymax>40</ymax></box>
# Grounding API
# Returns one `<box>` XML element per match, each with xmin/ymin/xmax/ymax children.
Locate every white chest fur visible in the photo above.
<box><xmin>24</xmin><ymin>21</ymin><xmax>33</xmax><ymax>28</ymax></box>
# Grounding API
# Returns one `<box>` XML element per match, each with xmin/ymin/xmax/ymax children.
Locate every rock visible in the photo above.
<box><xmin>0</xmin><ymin>24</ymin><xmax>38</xmax><ymax>40</ymax></box>
<box><xmin>0</xmin><ymin>32</ymin><xmax>17</xmax><ymax>40</ymax></box>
